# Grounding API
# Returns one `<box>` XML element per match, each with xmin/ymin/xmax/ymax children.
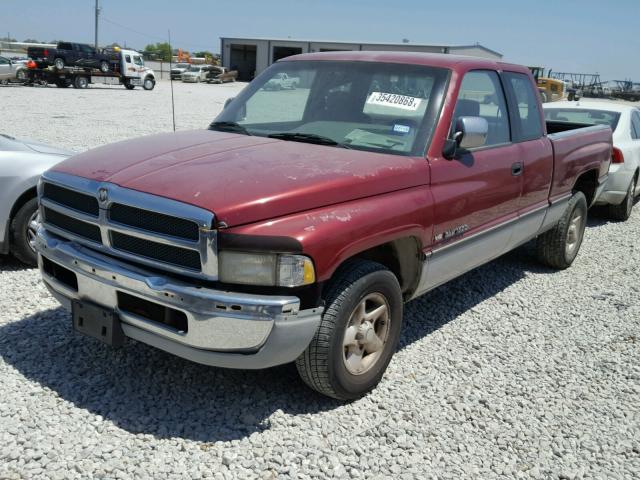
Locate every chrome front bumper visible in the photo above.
<box><xmin>36</xmin><ymin>227</ymin><xmax>322</xmax><ymax>369</ymax></box>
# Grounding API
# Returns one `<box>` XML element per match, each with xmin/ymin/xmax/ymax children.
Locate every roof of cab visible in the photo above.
<box><xmin>281</xmin><ymin>50</ymin><xmax>530</xmax><ymax>74</ymax></box>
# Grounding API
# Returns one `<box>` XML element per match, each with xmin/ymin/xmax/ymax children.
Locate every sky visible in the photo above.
<box><xmin>1</xmin><ymin>0</ymin><xmax>638</xmax><ymax>81</ymax></box>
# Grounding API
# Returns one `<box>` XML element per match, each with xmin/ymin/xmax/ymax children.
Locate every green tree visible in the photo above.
<box><xmin>143</xmin><ymin>42</ymin><xmax>172</xmax><ymax>61</ymax></box>
<box><xmin>193</xmin><ymin>50</ymin><xmax>213</xmax><ymax>58</ymax></box>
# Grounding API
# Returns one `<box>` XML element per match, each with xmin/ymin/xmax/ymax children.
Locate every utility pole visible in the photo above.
<box><xmin>94</xmin><ymin>0</ymin><xmax>100</xmax><ymax>49</ymax></box>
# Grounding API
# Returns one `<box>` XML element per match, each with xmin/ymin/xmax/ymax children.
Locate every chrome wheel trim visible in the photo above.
<box><xmin>565</xmin><ymin>209</ymin><xmax>584</xmax><ymax>258</ymax></box>
<box><xmin>342</xmin><ymin>292</ymin><xmax>391</xmax><ymax>375</ymax></box>
<box><xmin>26</xmin><ymin>210</ymin><xmax>40</xmax><ymax>253</ymax></box>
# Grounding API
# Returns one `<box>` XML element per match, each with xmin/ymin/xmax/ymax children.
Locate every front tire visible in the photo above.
<box><xmin>143</xmin><ymin>77</ymin><xmax>155</xmax><ymax>90</ymax></box>
<box><xmin>296</xmin><ymin>260</ymin><xmax>403</xmax><ymax>400</ymax></box>
<box><xmin>608</xmin><ymin>178</ymin><xmax>636</xmax><ymax>221</ymax></box>
<box><xmin>99</xmin><ymin>60</ymin><xmax>110</xmax><ymax>73</ymax></box>
<box><xmin>536</xmin><ymin>191</ymin><xmax>587</xmax><ymax>269</ymax></box>
<box><xmin>10</xmin><ymin>198</ymin><xmax>39</xmax><ymax>267</ymax></box>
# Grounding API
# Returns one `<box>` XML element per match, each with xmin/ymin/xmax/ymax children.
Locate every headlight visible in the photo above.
<box><xmin>218</xmin><ymin>251</ymin><xmax>315</xmax><ymax>287</ymax></box>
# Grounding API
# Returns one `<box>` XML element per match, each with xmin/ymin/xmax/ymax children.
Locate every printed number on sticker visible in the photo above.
<box><xmin>367</xmin><ymin>92</ymin><xmax>422</xmax><ymax>111</ymax></box>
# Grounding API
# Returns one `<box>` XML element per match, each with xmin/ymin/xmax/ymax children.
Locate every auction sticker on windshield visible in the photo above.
<box><xmin>366</xmin><ymin>92</ymin><xmax>422</xmax><ymax>111</ymax></box>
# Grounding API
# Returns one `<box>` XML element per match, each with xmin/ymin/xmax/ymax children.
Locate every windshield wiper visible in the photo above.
<box><xmin>267</xmin><ymin>132</ymin><xmax>351</xmax><ymax>149</ymax></box>
<box><xmin>209</xmin><ymin>121</ymin><xmax>251</xmax><ymax>136</ymax></box>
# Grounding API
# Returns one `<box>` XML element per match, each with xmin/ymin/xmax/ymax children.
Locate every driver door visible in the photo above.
<box><xmin>421</xmin><ymin>70</ymin><xmax>522</xmax><ymax>291</ymax></box>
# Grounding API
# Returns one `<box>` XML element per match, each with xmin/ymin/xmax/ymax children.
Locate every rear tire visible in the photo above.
<box><xmin>73</xmin><ymin>76</ymin><xmax>88</xmax><ymax>89</ymax></box>
<box><xmin>10</xmin><ymin>198</ymin><xmax>39</xmax><ymax>267</ymax></box>
<box><xmin>536</xmin><ymin>191</ymin><xmax>587</xmax><ymax>269</ymax></box>
<box><xmin>608</xmin><ymin>178</ymin><xmax>636</xmax><ymax>221</ymax></box>
<box><xmin>124</xmin><ymin>83</ymin><xmax>135</xmax><ymax>90</ymax></box>
<box><xmin>295</xmin><ymin>260</ymin><xmax>403</xmax><ymax>400</ymax></box>
<box><xmin>54</xmin><ymin>57</ymin><xmax>65</xmax><ymax>70</ymax></box>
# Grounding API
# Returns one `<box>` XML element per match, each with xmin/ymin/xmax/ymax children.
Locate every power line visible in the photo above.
<box><xmin>101</xmin><ymin>16</ymin><xmax>215</xmax><ymax>50</ymax></box>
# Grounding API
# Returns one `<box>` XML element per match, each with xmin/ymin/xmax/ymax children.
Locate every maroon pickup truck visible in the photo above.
<box><xmin>35</xmin><ymin>52</ymin><xmax>612</xmax><ymax>399</ymax></box>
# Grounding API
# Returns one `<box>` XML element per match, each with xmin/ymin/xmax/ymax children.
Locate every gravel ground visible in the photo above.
<box><xmin>0</xmin><ymin>82</ymin><xmax>639</xmax><ymax>479</ymax></box>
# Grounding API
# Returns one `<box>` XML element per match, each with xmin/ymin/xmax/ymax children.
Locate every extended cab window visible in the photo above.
<box><xmin>504</xmin><ymin>72</ymin><xmax>543</xmax><ymax>141</ymax></box>
<box><xmin>454</xmin><ymin>70</ymin><xmax>510</xmax><ymax>146</ymax></box>
<box><xmin>58</xmin><ymin>43</ymin><xmax>73</xmax><ymax>50</ymax></box>
<box><xmin>213</xmin><ymin>60</ymin><xmax>449</xmax><ymax>156</ymax></box>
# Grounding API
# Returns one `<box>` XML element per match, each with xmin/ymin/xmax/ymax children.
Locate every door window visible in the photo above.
<box><xmin>454</xmin><ymin>70</ymin><xmax>510</xmax><ymax>146</ymax></box>
<box><xmin>631</xmin><ymin>111</ymin><xmax>640</xmax><ymax>140</ymax></box>
<box><xmin>504</xmin><ymin>72</ymin><xmax>544</xmax><ymax>141</ymax></box>
<box><xmin>58</xmin><ymin>43</ymin><xmax>73</xmax><ymax>50</ymax></box>
<box><xmin>0</xmin><ymin>57</ymin><xmax>9</xmax><ymax>65</ymax></box>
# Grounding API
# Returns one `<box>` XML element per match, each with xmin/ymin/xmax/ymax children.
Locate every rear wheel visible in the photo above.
<box><xmin>73</xmin><ymin>76</ymin><xmax>88</xmax><ymax>89</ymax></box>
<box><xmin>536</xmin><ymin>191</ymin><xmax>587</xmax><ymax>269</ymax></box>
<box><xmin>608</xmin><ymin>178</ymin><xmax>636</xmax><ymax>221</ymax></box>
<box><xmin>16</xmin><ymin>69</ymin><xmax>26</xmax><ymax>82</ymax></box>
<box><xmin>124</xmin><ymin>83</ymin><xmax>135</xmax><ymax>90</ymax></box>
<box><xmin>295</xmin><ymin>260</ymin><xmax>403</xmax><ymax>400</ymax></box>
<box><xmin>10</xmin><ymin>198</ymin><xmax>39</xmax><ymax>267</ymax></box>
<box><xmin>54</xmin><ymin>57</ymin><xmax>65</xmax><ymax>70</ymax></box>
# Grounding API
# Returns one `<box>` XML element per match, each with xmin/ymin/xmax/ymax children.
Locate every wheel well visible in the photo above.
<box><xmin>348</xmin><ymin>237</ymin><xmax>423</xmax><ymax>299</ymax></box>
<box><xmin>9</xmin><ymin>187</ymin><xmax>37</xmax><ymax>223</ymax></box>
<box><xmin>573</xmin><ymin>169</ymin><xmax>599</xmax><ymax>206</ymax></box>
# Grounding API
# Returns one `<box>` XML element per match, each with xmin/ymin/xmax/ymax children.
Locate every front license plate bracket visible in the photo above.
<box><xmin>72</xmin><ymin>301</ymin><xmax>125</xmax><ymax>347</ymax></box>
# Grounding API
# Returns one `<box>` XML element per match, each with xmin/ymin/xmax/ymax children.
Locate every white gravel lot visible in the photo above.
<box><xmin>0</xmin><ymin>81</ymin><xmax>639</xmax><ymax>479</ymax></box>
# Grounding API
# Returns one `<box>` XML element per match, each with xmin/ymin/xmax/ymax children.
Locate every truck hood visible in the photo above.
<box><xmin>51</xmin><ymin>130</ymin><xmax>429</xmax><ymax>227</ymax></box>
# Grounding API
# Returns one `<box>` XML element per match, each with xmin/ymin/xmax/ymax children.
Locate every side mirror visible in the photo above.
<box><xmin>443</xmin><ymin>116</ymin><xmax>488</xmax><ymax>159</ymax></box>
<box><xmin>455</xmin><ymin>116</ymin><xmax>488</xmax><ymax>149</ymax></box>
<box><xmin>223</xmin><ymin>97</ymin><xmax>234</xmax><ymax>109</ymax></box>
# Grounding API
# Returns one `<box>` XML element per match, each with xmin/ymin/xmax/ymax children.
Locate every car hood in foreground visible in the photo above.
<box><xmin>51</xmin><ymin>130</ymin><xmax>429</xmax><ymax>227</ymax></box>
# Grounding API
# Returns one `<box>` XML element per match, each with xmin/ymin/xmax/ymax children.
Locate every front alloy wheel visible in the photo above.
<box><xmin>342</xmin><ymin>293</ymin><xmax>391</xmax><ymax>375</ymax></box>
<box><xmin>296</xmin><ymin>260</ymin><xmax>403</xmax><ymax>400</ymax></box>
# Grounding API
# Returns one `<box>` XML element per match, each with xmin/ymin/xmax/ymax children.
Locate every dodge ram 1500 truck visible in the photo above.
<box><xmin>35</xmin><ymin>52</ymin><xmax>612</xmax><ymax>399</ymax></box>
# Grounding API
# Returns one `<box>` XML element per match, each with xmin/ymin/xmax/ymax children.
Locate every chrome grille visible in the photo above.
<box><xmin>38</xmin><ymin>172</ymin><xmax>218</xmax><ymax>279</ymax></box>
<box><xmin>42</xmin><ymin>182</ymin><xmax>99</xmax><ymax>216</ymax></box>
<box><xmin>43</xmin><ymin>207</ymin><xmax>102</xmax><ymax>243</ymax></box>
<box><xmin>110</xmin><ymin>231</ymin><xmax>201</xmax><ymax>271</ymax></box>
<box><xmin>109</xmin><ymin>203</ymin><xmax>199</xmax><ymax>241</ymax></box>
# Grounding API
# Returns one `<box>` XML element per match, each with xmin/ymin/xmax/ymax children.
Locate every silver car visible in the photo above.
<box><xmin>0</xmin><ymin>56</ymin><xmax>28</xmax><ymax>84</ymax></box>
<box><xmin>0</xmin><ymin>134</ymin><xmax>71</xmax><ymax>265</ymax></box>
<box><xmin>181</xmin><ymin>65</ymin><xmax>209</xmax><ymax>83</ymax></box>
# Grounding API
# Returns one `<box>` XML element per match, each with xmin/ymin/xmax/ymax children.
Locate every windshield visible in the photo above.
<box><xmin>544</xmin><ymin>108</ymin><xmax>621</xmax><ymax>132</ymax></box>
<box><xmin>133</xmin><ymin>56</ymin><xmax>144</xmax><ymax>67</ymax></box>
<box><xmin>213</xmin><ymin>60</ymin><xmax>450</xmax><ymax>156</ymax></box>
<box><xmin>189</xmin><ymin>65</ymin><xmax>202</xmax><ymax>72</ymax></box>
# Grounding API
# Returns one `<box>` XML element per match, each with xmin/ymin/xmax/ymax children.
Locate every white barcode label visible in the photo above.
<box><xmin>366</xmin><ymin>92</ymin><xmax>422</xmax><ymax>111</ymax></box>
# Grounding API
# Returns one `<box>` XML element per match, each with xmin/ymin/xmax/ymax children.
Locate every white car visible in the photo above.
<box><xmin>181</xmin><ymin>65</ymin><xmax>209</xmax><ymax>83</ymax></box>
<box><xmin>544</xmin><ymin>101</ymin><xmax>640</xmax><ymax>220</ymax></box>
<box><xmin>262</xmin><ymin>72</ymin><xmax>299</xmax><ymax>90</ymax></box>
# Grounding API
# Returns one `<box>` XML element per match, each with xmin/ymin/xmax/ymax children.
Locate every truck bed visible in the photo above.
<box><xmin>547</xmin><ymin>123</ymin><xmax>612</xmax><ymax>203</ymax></box>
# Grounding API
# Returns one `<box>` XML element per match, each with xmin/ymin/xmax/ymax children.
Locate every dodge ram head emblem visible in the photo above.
<box><xmin>98</xmin><ymin>187</ymin><xmax>109</xmax><ymax>203</ymax></box>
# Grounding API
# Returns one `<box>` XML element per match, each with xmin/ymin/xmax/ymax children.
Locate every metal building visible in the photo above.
<box><xmin>219</xmin><ymin>37</ymin><xmax>502</xmax><ymax>81</ymax></box>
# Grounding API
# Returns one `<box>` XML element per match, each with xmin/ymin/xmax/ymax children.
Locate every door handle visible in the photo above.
<box><xmin>511</xmin><ymin>162</ymin><xmax>523</xmax><ymax>176</ymax></box>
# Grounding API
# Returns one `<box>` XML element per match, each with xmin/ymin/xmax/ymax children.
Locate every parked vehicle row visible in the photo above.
<box><xmin>171</xmin><ymin>63</ymin><xmax>238</xmax><ymax>83</ymax></box>
<box><xmin>30</xmin><ymin>52</ymin><xmax>619</xmax><ymax>401</ymax></box>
